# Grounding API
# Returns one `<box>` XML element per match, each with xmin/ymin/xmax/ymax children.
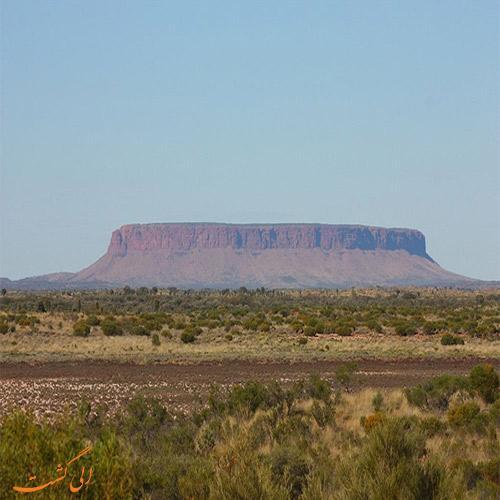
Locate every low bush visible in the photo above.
<box><xmin>303</xmin><ymin>326</ymin><xmax>317</xmax><ymax>337</ymax></box>
<box><xmin>394</xmin><ymin>320</ymin><xmax>418</xmax><ymax>336</ymax></box>
<box><xmin>441</xmin><ymin>333</ymin><xmax>464</xmax><ymax>345</ymax></box>
<box><xmin>86</xmin><ymin>314</ymin><xmax>100</xmax><ymax>326</ymax></box>
<box><xmin>423</xmin><ymin>321</ymin><xmax>445</xmax><ymax>335</ymax></box>
<box><xmin>406</xmin><ymin>365</ymin><xmax>499</xmax><ymax>410</ymax></box>
<box><xmin>372</xmin><ymin>391</ymin><xmax>384</xmax><ymax>412</ymax></box>
<box><xmin>469</xmin><ymin>364</ymin><xmax>499</xmax><ymax>403</ymax></box>
<box><xmin>335</xmin><ymin>323</ymin><xmax>353</xmax><ymax>336</ymax></box>
<box><xmin>365</xmin><ymin>318</ymin><xmax>383</xmax><ymax>333</ymax></box>
<box><xmin>185</xmin><ymin>325</ymin><xmax>203</xmax><ymax>336</ymax></box>
<box><xmin>131</xmin><ymin>325</ymin><xmax>150</xmax><ymax>336</ymax></box>
<box><xmin>227</xmin><ymin>381</ymin><xmax>285</xmax><ymax>414</ymax></box>
<box><xmin>101</xmin><ymin>318</ymin><xmax>123</xmax><ymax>336</ymax></box>
<box><xmin>305</xmin><ymin>375</ymin><xmax>332</xmax><ymax>402</ymax></box>
<box><xmin>180</xmin><ymin>331</ymin><xmax>196</xmax><ymax>344</ymax></box>
<box><xmin>73</xmin><ymin>320</ymin><xmax>90</xmax><ymax>337</ymax></box>
<box><xmin>405</xmin><ymin>374</ymin><xmax>470</xmax><ymax>410</ymax></box>
<box><xmin>335</xmin><ymin>362</ymin><xmax>358</xmax><ymax>386</ymax></box>
<box><xmin>448</xmin><ymin>401</ymin><xmax>481</xmax><ymax>427</ymax></box>
<box><xmin>0</xmin><ymin>411</ymin><xmax>134</xmax><ymax>499</ymax></box>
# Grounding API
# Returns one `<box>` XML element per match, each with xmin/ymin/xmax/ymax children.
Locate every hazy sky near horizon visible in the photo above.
<box><xmin>1</xmin><ymin>1</ymin><xmax>499</xmax><ymax>281</ymax></box>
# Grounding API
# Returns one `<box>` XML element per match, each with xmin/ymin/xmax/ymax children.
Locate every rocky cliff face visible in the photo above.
<box><xmin>107</xmin><ymin>223</ymin><xmax>432</xmax><ymax>259</ymax></box>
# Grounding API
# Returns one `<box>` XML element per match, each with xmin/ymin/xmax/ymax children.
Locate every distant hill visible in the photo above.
<box><xmin>1</xmin><ymin>223</ymin><xmax>495</xmax><ymax>290</ymax></box>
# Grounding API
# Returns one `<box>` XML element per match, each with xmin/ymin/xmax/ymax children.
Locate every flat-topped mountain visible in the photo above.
<box><xmin>104</xmin><ymin>223</ymin><xmax>432</xmax><ymax>257</ymax></box>
<box><xmin>2</xmin><ymin>222</ymin><xmax>484</xmax><ymax>290</ymax></box>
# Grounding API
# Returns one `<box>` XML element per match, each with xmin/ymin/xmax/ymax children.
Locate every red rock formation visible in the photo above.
<box><xmin>107</xmin><ymin>223</ymin><xmax>431</xmax><ymax>259</ymax></box>
<box><xmin>4</xmin><ymin>223</ymin><xmax>485</xmax><ymax>290</ymax></box>
<box><xmin>66</xmin><ymin>223</ymin><xmax>476</xmax><ymax>288</ymax></box>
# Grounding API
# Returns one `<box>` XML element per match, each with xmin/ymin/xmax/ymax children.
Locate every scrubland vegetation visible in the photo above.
<box><xmin>0</xmin><ymin>287</ymin><xmax>498</xmax><ymax>362</ymax></box>
<box><xmin>1</xmin><ymin>364</ymin><xmax>498</xmax><ymax>499</ymax></box>
<box><xmin>0</xmin><ymin>288</ymin><xmax>498</xmax><ymax>497</ymax></box>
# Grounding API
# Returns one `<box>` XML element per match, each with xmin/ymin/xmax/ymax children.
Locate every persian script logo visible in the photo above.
<box><xmin>13</xmin><ymin>446</ymin><xmax>93</xmax><ymax>494</ymax></box>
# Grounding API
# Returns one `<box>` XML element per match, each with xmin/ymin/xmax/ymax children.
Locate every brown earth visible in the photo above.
<box><xmin>1</xmin><ymin>358</ymin><xmax>497</xmax><ymax>419</ymax></box>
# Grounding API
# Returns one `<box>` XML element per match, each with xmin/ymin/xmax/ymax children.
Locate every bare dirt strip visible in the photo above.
<box><xmin>1</xmin><ymin>358</ymin><xmax>498</xmax><ymax>420</ymax></box>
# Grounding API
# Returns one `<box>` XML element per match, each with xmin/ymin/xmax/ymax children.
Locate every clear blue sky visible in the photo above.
<box><xmin>1</xmin><ymin>1</ymin><xmax>499</xmax><ymax>281</ymax></box>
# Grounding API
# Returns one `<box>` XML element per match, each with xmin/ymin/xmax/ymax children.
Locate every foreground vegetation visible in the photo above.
<box><xmin>0</xmin><ymin>287</ymin><xmax>498</xmax><ymax>362</ymax></box>
<box><xmin>1</xmin><ymin>364</ymin><xmax>498</xmax><ymax>499</ymax></box>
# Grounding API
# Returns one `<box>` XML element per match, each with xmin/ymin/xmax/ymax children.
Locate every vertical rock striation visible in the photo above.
<box><xmin>106</xmin><ymin>223</ymin><xmax>432</xmax><ymax>260</ymax></box>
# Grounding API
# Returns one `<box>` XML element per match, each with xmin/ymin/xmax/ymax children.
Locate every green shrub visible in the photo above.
<box><xmin>101</xmin><ymin>318</ymin><xmax>123</xmax><ymax>336</ymax></box>
<box><xmin>469</xmin><ymin>364</ymin><xmax>499</xmax><ymax>403</ymax></box>
<box><xmin>73</xmin><ymin>320</ymin><xmax>90</xmax><ymax>337</ymax></box>
<box><xmin>448</xmin><ymin>401</ymin><xmax>481</xmax><ymax>427</ymax></box>
<box><xmin>259</xmin><ymin>321</ymin><xmax>271</xmax><ymax>332</ymax></box>
<box><xmin>305</xmin><ymin>375</ymin><xmax>332</xmax><ymax>402</ymax></box>
<box><xmin>151</xmin><ymin>333</ymin><xmax>160</xmax><ymax>346</ymax></box>
<box><xmin>335</xmin><ymin>323</ymin><xmax>353</xmax><ymax>336</ymax></box>
<box><xmin>131</xmin><ymin>325</ymin><xmax>150</xmax><ymax>336</ymax></box>
<box><xmin>298</xmin><ymin>337</ymin><xmax>308</xmax><ymax>345</ymax></box>
<box><xmin>304</xmin><ymin>326</ymin><xmax>317</xmax><ymax>337</ymax></box>
<box><xmin>185</xmin><ymin>325</ymin><xmax>203</xmax><ymax>336</ymax></box>
<box><xmin>468</xmin><ymin>322</ymin><xmax>493</xmax><ymax>339</ymax></box>
<box><xmin>181</xmin><ymin>331</ymin><xmax>196</xmax><ymax>344</ymax></box>
<box><xmin>405</xmin><ymin>374</ymin><xmax>470</xmax><ymax>410</ymax></box>
<box><xmin>394</xmin><ymin>320</ymin><xmax>418</xmax><ymax>336</ymax></box>
<box><xmin>228</xmin><ymin>381</ymin><xmax>284</xmax><ymax>414</ymax></box>
<box><xmin>423</xmin><ymin>321</ymin><xmax>444</xmax><ymax>335</ymax></box>
<box><xmin>335</xmin><ymin>362</ymin><xmax>358</xmax><ymax>387</ymax></box>
<box><xmin>0</xmin><ymin>410</ymin><xmax>134</xmax><ymax>499</ymax></box>
<box><xmin>365</xmin><ymin>319</ymin><xmax>383</xmax><ymax>333</ymax></box>
<box><xmin>441</xmin><ymin>333</ymin><xmax>464</xmax><ymax>345</ymax></box>
<box><xmin>372</xmin><ymin>391</ymin><xmax>384</xmax><ymax>412</ymax></box>
<box><xmin>86</xmin><ymin>314</ymin><xmax>100</xmax><ymax>326</ymax></box>
<box><xmin>311</xmin><ymin>400</ymin><xmax>335</xmax><ymax>427</ymax></box>
<box><xmin>418</xmin><ymin>416</ymin><xmax>447</xmax><ymax>437</ymax></box>
<box><xmin>0</xmin><ymin>321</ymin><xmax>8</xmax><ymax>334</ymax></box>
